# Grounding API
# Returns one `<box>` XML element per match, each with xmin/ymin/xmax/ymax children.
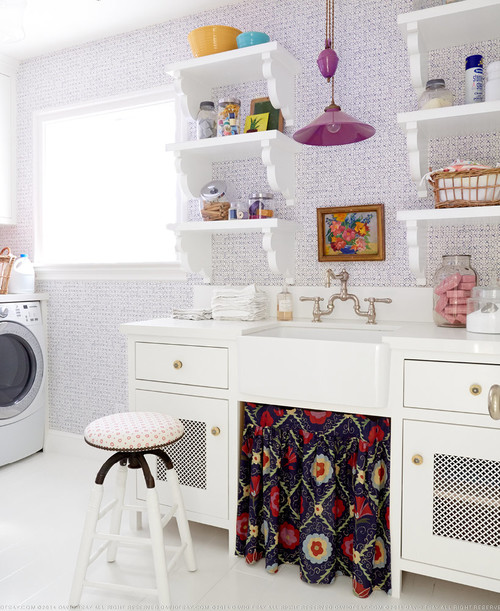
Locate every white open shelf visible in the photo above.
<box><xmin>167</xmin><ymin>130</ymin><xmax>301</xmax><ymax>206</ymax></box>
<box><xmin>397</xmin><ymin>0</ymin><xmax>500</xmax><ymax>93</ymax></box>
<box><xmin>397</xmin><ymin>206</ymin><xmax>500</xmax><ymax>285</ymax></box>
<box><xmin>168</xmin><ymin>219</ymin><xmax>300</xmax><ymax>284</ymax></box>
<box><xmin>397</xmin><ymin>101</ymin><xmax>500</xmax><ymax>196</ymax></box>
<box><xmin>167</xmin><ymin>41</ymin><xmax>301</xmax><ymax>125</ymax></box>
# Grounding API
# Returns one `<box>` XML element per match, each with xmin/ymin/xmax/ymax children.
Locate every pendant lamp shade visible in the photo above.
<box><xmin>293</xmin><ymin>105</ymin><xmax>375</xmax><ymax>146</ymax></box>
<box><xmin>293</xmin><ymin>0</ymin><xmax>375</xmax><ymax>146</ymax></box>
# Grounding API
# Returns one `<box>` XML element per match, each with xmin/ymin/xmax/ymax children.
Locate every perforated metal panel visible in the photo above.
<box><xmin>433</xmin><ymin>453</ymin><xmax>500</xmax><ymax>547</ymax></box>
<box><xmin>156</xmin><ymin>418</ymin><xmax>207</xmax><ymax>489</ymax></box>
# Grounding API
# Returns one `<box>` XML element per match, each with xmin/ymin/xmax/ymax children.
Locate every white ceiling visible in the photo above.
<box><xmin>0</xmin><ymin>0</ymin><xmax>244</xmax><ymax>61</ymax></box>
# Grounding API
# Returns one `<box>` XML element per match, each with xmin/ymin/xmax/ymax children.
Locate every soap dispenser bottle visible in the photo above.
<box><xmin>277</xmin><ymin>284</ymin><xmax>293</xmax><ymax>321</ymax></box>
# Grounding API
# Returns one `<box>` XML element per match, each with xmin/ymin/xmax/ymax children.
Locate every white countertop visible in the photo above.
<box><xmin>120</xmin><ymin>317</ymin><xmax>500</xmax><ymax>356</ymax></box>
<box><xmin>0</xmin><ymin>292</ymin><xmax>49</xmax><ymax>303</ymax></box>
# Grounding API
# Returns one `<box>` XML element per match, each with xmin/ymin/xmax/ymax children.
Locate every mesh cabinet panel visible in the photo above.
<box><xmin>156</xmin><ymin>418</ymin><xmax>207</xmax><ymax>490</ymax></box>
<box><xmin>433</xmin><ymin>453</ymin><xmax>500</xmax><ymax>548</ymax></box>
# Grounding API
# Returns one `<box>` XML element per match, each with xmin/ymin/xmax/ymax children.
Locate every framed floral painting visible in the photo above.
<box><xmin>317</xmin><ymin>204</ymin><xmax>385</xmax><ymax>262</ymax></box>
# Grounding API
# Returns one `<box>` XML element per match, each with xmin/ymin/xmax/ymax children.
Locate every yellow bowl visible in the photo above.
<box><xmin>188</xmin><ymin>25</ymin><xmax>243</xmax><ymax>58</ymax></box>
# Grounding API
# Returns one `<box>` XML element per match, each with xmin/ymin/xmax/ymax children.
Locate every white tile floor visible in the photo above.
<box><xmin>1</xmin><ymin>449</ymin><xmax>500</xmax><ymax>611</ymax></box>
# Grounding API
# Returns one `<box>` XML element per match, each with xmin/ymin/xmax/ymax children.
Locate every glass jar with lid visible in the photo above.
<box><xmin>196</xmin><ymin>101</ymin><xmax>217</xmax><ymax>139</ymax></box>
<box><xmin>217</xmin><ymin>98</ymin><xmax>241</xmax><ymax>136</ymax></box>
<box><xmin>418</xmin><ymin>79</ymin><xmax>453</xmax><ymax>110</ymax></box>
<box><xmin>433</xmin><ymin>255</ymin><xmax>477</xmax><ymax>327</ymax></box>
<box><xmin>248</xmin><ymin>192</ymin><xmax>274</xmax><ymax>219</ymax></box>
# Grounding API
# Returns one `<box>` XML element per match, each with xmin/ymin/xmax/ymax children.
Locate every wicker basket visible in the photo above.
<box><xmin>429</xmin><ymin>167</ymin><xmax>500</xmax><ymax>208</ymax></box>
<box><xmin>0</xmin><ymin>247</ymin><xmax>16</xmax><ymax>294</ymax></box>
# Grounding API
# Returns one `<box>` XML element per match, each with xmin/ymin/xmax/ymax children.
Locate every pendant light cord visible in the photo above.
<box><xmin>326</xmin><ymin>0</ymin><xmax>339</xmax><ymax>109</ymax></box>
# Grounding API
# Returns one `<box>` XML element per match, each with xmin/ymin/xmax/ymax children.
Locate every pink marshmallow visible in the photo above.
<box><xmin>444</xmin><ymin>305</ymin><xmax>468</xmax><ymax>315</ymax></box>
<box><xmin>434</xmin><ymin>272</ymin><xmax>461</xmax><ymax>295</ymax></box>
<box><xmin>458</xmin><ymin>282</ymin><xmax>476</xmax><ymax>291</ymax></box>
<box><xmin>446</xmin><ymin>289</ymin><xmax>471</xmax><ymax>298</ymax></box>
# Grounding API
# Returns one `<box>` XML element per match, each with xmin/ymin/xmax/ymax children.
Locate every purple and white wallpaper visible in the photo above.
<box><xmin>1</xmin><ymin>0</ymin><xmax>499</xmax><ymax>433</ymax></box>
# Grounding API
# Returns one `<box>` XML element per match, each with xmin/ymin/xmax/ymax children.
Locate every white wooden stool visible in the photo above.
<box><xmin>69</xmin><ymin>411</ymin><xmax>196</xmax><ymax>608</ymax></box>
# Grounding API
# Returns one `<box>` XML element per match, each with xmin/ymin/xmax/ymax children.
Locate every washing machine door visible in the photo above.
<box><xmin>0</xmin><ymin>321</ymin><xmax>44</xmax><ymax>419</ymax></box>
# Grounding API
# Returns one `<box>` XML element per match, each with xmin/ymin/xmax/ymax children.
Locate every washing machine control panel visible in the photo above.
<box><xmin>2</xmin><ymin>302</ymin><xmax>42</xmax><ymax>325</ymax></box>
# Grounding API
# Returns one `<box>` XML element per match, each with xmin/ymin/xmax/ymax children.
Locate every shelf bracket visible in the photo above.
<box><xmin>404</xmin><ymin>120</ymin><xmax>428</xmax><ymax>197</ymax></box>
<box><xmin>261</xmin><ymin>51</ymin><xmax>296</xmax><ymax>126</ymax></box>
<box><xmin>262</xmin><ymin>225</ymin><xmax>296</xmax><ymax>284</ymax></box>
<box><xmin>261</xmin><ymin>137</ymin><xmax>297</xmax><ymax>205</ymax></box>
<box><xmin>173</xmin><ymin>228</ymin><xmax>212</xmax><ymax>283</ymax></box>
<box><xmin>404</xmin><ymin>219</ymin><xmax>428</xmax><ymax>286</ymax></box>
<box><xmin>404</xmin><ymin>22</ymin><xmax>428</xmax><ymax>95</ymax></box>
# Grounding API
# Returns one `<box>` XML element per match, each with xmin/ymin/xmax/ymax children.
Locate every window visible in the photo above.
<box><xmin>34</xmin><ymin>88</ymin><xmax>185</xmax><ymax>280</ymax></box>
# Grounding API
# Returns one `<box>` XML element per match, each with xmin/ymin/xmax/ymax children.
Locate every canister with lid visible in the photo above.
<box><xmin>196</xmin><ymin>101</ymin><xmax>217</xmax><ymax>139</ymax></box>
<box><xmin>418</xmin><ymin>79</ymin><xmax>453</xmax><ymax>110</ymax></box>
<box><xmin>217</xmin><ymin>98</ymin><xmax>241</xmax><ymax>136</ymax></box>
<box><xmin>485</xmin><ymin>61</ymin><xmax>500</xmax><ymax>102</ymax></box>
<box><xmin>466</xmin><ymin>286</ymin><xmax>500</xmax><ymax>334</ymax></box>
<box><xmin>433</xmin><ymin>254</ymin><xmax>477</xmax><ymax>327</ymax></box>
<box><xmin>199</xmin><ymin>180</ymin><xmax>230</xmax><ymax>221</ymax></box>
<box><xmin>248</xmin><ymin>192</ymin><xmax>274</xmax><ymax>219</ymax></box>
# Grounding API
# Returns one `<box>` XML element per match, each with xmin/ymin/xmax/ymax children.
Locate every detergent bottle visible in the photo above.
<box><xmin>8</xmin><ymin>254</ymin><xmax>35</xmax><ymax>294</ymax></box>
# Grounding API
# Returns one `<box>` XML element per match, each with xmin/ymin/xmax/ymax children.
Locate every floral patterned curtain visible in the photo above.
<box><xmin>235</xmin><ymin>404</ymin><xmax>391</xmax><ymax>598</ymax></box>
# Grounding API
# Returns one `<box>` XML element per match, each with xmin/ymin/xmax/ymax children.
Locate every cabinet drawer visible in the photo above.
<box><xmin>404</xmin><ymin>359</ymin><xmax>500</xmax><ymax>415</ymax></box>
<box><xmin>135</xmin><ymin>342</ymin><xmax>228</xmax><ymax>389</ymax></box>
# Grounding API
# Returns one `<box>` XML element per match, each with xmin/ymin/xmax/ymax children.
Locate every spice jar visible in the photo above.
<box><xmin>433</xmin><ymin>255</ymin><xmax>477</xmax><ymax>327</ymax></box>
<box><xmin>248</xmin><ymin>192</ymin><xmax>274</xmax><ymax>219</ymax></box>
<box><xmin>217</xmin><ymin>98</ymin><xmax>241</xmax><ymax>136</ymax></box>
<box><xmin>418</xmin><ymin>79</ymin><xmax>453</xmax><ymax>110</ymax></box>
<box><xmin>196</xmin><ymin>101</ymin><xmax>217</xmax><ymax>139</ymax></box>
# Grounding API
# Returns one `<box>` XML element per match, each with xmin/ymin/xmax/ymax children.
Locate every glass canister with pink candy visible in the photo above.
<box><xmin>433</xmin><ymin>255</ymin><xmax>477</xmax><ymax>327</ymax></box>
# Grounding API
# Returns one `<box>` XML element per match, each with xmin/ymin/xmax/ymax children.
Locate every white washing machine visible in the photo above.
<box><xmin>0</xmin><ymin>300</ymin><xmax>46</xmax><ymax>466</ymax></box>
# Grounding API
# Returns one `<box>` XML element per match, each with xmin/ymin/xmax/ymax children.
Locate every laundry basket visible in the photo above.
<box><xmin>0</xmin><ymin>247</ymin><xmax>16</xmax><ymax>294</ymax></box>
<box><xmin>429</xmin><ymin>167</ymin><xmax>500</xmax><ymax>208</ymax></box>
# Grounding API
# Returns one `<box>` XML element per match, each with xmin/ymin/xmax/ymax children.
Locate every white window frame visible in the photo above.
<box><xmin>33</xmin><ymin>86</ymin><xmax>186</xmax><ymax>281</ymax></box>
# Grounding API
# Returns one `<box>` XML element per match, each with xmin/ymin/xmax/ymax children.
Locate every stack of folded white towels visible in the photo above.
<box><xmin>172</xmin><ymin>308</ymin><xmax>213</xmax><ymax>321</ymax></box>
<box><xmin>211</xmin><ymin>285</ymin><xmax>268</xmax><ymax>321</ymax></box>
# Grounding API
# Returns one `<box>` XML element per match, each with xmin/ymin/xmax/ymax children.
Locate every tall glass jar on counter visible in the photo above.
<box><xmin>433</xmin><ymin>255</ymin><xmax>477</xmax><ymax>327</ymax></box>
<box><xmin>196</xmin><ymin>101</ymin><xmax>217</xmax><ymax>139</ymax></box>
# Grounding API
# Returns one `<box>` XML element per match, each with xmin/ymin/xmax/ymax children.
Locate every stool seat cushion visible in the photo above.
<box><xmin>84</xmin><ymin>411</ymin><xmax>184</xmax><ymax>451</ymax></box>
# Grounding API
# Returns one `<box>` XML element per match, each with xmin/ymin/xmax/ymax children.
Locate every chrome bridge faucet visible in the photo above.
<box><xmin>300</xmin><ymin>269</ymin><xmax>392</xmax><ymax>324</ymax></box>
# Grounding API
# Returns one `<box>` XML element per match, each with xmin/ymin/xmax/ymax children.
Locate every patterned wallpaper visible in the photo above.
<box><xmin>0</xmin><ymin>0</ymin><xmax>499</xmax><ymax>433</ymax></box>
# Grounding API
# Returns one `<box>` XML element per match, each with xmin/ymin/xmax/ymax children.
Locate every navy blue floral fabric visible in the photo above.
<box><xmin>235</xmin><ymin>404</ymin><xmax>391</xmax><ymax>597</ymax></box>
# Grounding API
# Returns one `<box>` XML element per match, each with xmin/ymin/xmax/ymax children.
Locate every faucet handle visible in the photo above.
<box><xmin>363</xmin><ymin>297</ymin><xmax>392</xmax><ymax>324</ymax></box>
<box><xmin>299</xmin><ymin>296</ymin><xmax>324</xmax><ymax>323</ymax></box>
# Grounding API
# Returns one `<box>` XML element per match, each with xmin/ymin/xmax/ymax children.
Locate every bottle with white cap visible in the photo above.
<box><xmin>8</xmin><ymin>254</ymin><xmax>35</xmax><ymax>294</ymax></box>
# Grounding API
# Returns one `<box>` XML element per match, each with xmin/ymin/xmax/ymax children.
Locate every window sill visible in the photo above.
<box><xmin>35</xmin><ymin>262</ymin><xmax>188</xmax><ymax>281</ymax></box>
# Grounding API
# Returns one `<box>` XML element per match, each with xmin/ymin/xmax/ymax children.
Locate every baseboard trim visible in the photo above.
<box><xmin>44</xmin><ymin>429</ymin><xmax>97</xmax><ymax>460</ymax></box>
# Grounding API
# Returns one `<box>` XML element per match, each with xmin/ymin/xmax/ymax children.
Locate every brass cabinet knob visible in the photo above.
<box><xmin>412</xmin><ymin>454</ymin><xmax>423</xmax><ymax>465</ymax></box>
<box><xmin>469</xmin><ymin>384</ymin><xmax>482</xmax><ymax>396</ymax></box>
<box><xmin>488</xmin><ymin>384</ymin><xmax>500</xmax><ymax>420</ymax></box>
<box><xmin>211</xmin><ymin>426</ymin><xmax>221</xmax><ymax>436</ymax></box>
<box><xmin>173</xmin><ymin>360</ymin><xmax>183</xmax><ymax>369</ymax></box>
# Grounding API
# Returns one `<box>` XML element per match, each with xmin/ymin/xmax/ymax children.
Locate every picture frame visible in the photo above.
<box><xmin>249</xmin><ymin>97</ymin><xmax>284</xmax><ymax>132</ymax></box>
<box><xmin>316</xmin><ymin>204</ymin><xmax>385</xmax><ymax>262</ymax></box>
<box><xmin>243</xmin><ymin>112</ymin><xmax>269</xmax><ymax>133</ymax></box>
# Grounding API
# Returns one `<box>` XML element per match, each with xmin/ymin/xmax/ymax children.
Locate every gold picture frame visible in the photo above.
<box><xmin>317</xmin><ymin>204</ymin><xmax>385</xmax><ymax>262</ymax></box>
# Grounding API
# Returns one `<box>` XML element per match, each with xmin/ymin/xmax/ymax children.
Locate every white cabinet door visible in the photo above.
<box><xmin>402</xmin><ymin>419</ymin><xmax>500</xmax><ymax>579</ymax></box>
<box><xmin>0</xmin><ymin>60</ymin><xmax>16</xmax><ymax>225</ymax></box>
<box><xmin>134</xmin><ymin>389</ymin><xmax>229</xmax><ymax>522</ymax></box>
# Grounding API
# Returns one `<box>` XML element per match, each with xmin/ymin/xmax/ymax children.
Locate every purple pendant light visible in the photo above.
<box><xmin>293</xmin><ymin>0</ymin><xmax>375</xmax><ymax>146</ymax></box>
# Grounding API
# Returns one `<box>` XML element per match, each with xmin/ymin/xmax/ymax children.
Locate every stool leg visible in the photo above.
<box><xmin>106</xmin><ymin>462</ymin><xmax>128</xmax><ymax>562</ymax></box>
<box><xmin>168</xmin><ymin>467</ymin><xmax>197</xmax><ymax>572</ymax></box>
<box><xmin>69</xmin><ymin>483</ymin><xmax>104</xmax><ymax>607</ymax></box>
<box><xmin>146</xmin><ymin>487</ymin><xmax>171</xmax><ymax>608</ymax></box>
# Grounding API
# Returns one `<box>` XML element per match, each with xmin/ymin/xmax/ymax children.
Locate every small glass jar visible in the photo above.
<box><xmin>217</xmin><ymin>98</ymin><xmax>241</xmax><ymax>136</ymax></box>
<box><xmin>433</xmin><ymin>255</ymin><xmax>477</xmax><ymax>327</ymax></box>
<box><xmin>196</xmin><ymin>101</ymin><xmax>217</xmax><ymax>139</ymax></box>
<box><xmin>418</xmin><ymin>79</ymin><xmax>453</xmax><ymax>110</ymax></box>
<box><xmin>248</xmin><ymin>192</ymin><xmax>274</xmax><ymax>219</ymax></box>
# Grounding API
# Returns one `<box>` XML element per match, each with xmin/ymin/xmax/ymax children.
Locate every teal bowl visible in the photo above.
<box><xmin>236</xmin><ymin>31</ymin><xmax>270</xmax><ymax>48</ymax></box>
